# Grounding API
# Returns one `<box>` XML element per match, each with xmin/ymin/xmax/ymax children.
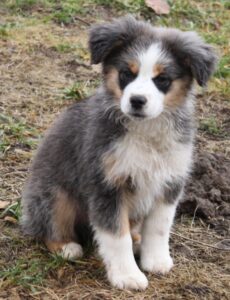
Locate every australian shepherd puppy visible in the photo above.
<box><xmin>21</xmin><ymin>16</ymin><xmax>217</xmax><ymax>290</ymax></box>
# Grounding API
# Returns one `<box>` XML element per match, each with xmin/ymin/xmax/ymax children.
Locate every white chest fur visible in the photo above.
<box><xmin>103</xmin><ymin>119</ymin><xmax>193</xmax><ymax>219</ymax></box>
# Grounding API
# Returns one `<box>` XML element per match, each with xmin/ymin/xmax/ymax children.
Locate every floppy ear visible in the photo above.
<box><xmin>89</xmin><ymin>16</ymin><xmax>141</xmax><ymax>64</ymax></box>
<box><xmin>165</xmin><ymin>31</ymin><xmax>218</xmax><ymax>86</ymax></box>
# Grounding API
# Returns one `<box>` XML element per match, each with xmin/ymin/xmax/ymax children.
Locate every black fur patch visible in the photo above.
<box><xmin>153</xmin><ymin>74</ymin><xmax>172</xmax><ymax>94</ymax></box>
<box><xmin>119</xmin><ymin>68</ymin><xmax>137</xmax><ymax>90</ymax></box>
<box><xmin>164</xmin><ymin>179</ymin><xmax>184</xmax><ymax>204</ymax></box>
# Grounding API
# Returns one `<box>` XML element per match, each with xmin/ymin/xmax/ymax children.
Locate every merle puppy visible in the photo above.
<box><xmin>21</xmin><ymin>16</ymin><xmax>217</xmax><ymax>290</ymax></box>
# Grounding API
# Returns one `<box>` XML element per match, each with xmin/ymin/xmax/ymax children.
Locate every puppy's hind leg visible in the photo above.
<box><xmin>22</xmin><ymin>185</ymin><xmax>83</xmax><ymax>260</ymax></box>
<box><xmin>45</xmin><ymin>189</ymin><xmax>84</xmax><ymax>260</ymax></box>
<box><xmin>46</xmin><ymin>241</ymin><xmax>83</xmax><ymax>260</ymax></box>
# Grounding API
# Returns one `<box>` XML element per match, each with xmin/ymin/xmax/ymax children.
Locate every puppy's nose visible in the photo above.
<box><xmin>130</xmin><ymin>95</ymin><xmax>147</xmax><ymax>110</ymax></box>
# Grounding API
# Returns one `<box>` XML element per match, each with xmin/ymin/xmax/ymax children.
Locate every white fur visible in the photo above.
<box><xmin>100</xmin><ymin>44</ymin><xmax>194</xmax><ymax>284</ymax></box>
<box><xmin>120</xmin><ymin>43</ymin><xmax>169</xmax><ymax>119</ymax></box>
<box><xmin>104</xmin><ymin>117</ymin><xmax>193</xmax><ymax>220</ymax></box>
<box><xmin>140</xmin><ymin>201</ymin><xmax>177</xmax><ymax>274</ymax></box>
<box><xmin>95</xmin><ymin>228</ymin><xmax>148</xmax><ymax>290</ymax></box>
<box><xmin>61</xmin><ymin>242</ymin><xmax>83</xmax><ymax>260</ymax></box>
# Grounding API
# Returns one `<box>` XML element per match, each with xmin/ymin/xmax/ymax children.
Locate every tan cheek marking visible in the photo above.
<box><xmin>153</xmin><ymin>64</ymin><xmax>164</xmax><ymax>77</ymax></box>
<box><xmin>105</xmin><ymin>68</ymin><xmax>122</xmax><ymax>100</ymax></box>
<box><xmin>129</xmin><ymin>61</ymin><xmax>139</xmax><ymax>75</ymax></box>
<box><xmin>164</xmin><ymin>78</ymin><xmax>192</xmax><ymax>107</ymax></box>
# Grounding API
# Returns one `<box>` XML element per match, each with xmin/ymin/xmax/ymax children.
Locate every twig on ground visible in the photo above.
<box><xmin>171</xmin><ymin>231</ymin><xmax>230</xmax><ymax>251</ymax></box>
<box><xmin>74</xmin><ymin>16</ymin><xmax>91</xmax><ymax>26</ymax></box>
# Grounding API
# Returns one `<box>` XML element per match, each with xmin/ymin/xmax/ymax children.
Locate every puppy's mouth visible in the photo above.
<box><xmin>131</xmin><ymin>112</ymin><xmax>145</xmax><ymax>118</ymax></box>
<box><xmin>127</xmin><ymin>111</ymin><xmax>147</xmax><ymax>119</ymax></box>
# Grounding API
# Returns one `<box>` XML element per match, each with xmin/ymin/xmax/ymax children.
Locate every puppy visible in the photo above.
<box><xmin>21</xmin><ymin>16</ymin><xmax>217</xmax><ymax>290</ymax></box>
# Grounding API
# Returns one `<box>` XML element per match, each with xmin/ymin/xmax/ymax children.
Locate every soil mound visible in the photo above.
<box><xmin>179</xmin><ymin>151</ymin><xmax>230</xmax><ymax>236</ymax></box>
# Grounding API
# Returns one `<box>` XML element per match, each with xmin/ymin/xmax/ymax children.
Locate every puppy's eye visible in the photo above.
<box><xmin>153</xmin><ymin>74</ymin><xmax>172</xmax><ymax>93</ymax></box>
<box><xmin>119</xmin><ymin>69</ymin><xmax>136</xmax><ymax>90</ymax></box>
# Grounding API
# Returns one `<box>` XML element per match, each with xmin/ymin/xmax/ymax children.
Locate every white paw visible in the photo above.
<box><xmin>108</xmin><ymin>268</ymin><xmax>148</xmax><ymax>290</ymax></box>
<box><xmin>61</xmin><ymin>242</ymin><xmax>83</xmax><ymax>260</ymax></box>
<box><xmin>141</xmin><ymin>254</ymin><xmax>173</xmax><ymax>274</ymax></box>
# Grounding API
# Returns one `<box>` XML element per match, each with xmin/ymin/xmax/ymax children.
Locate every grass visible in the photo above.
<box><xmin>0</xmin><ymin>250</ymin><xmax>68</xmax><ymax>291</ymax></box>
<box><xmin>53</xmin><ymin>43</ymin><xmax>75</xmax><ymax>53</ymax></box>
<box><xmin>1</xmin><ymin>258</ymin><xmax>45</xmax><ymax>289</ymax></box>
<box><xmin>63</xmin><ymin>79</ymin><xmax>100</xmax><ymax>101</ymax></box>
<box><xmin>0</xmin><ymin>0</ymin><xmax>229</xmax><ymax>299</ymax></box>
<box><xmin>52</xmin><ymin>2</ymin><xmax>85</xmax><ymax>25</ymax></box>
<box><xmin>4</xmin><ymin>0</ymin><xmax>48</xmax><ymax>13</ymax></box>
<box><xmin>1</xmin><ymin>0</ymin><xmax>229</xmax><ymax>97</ymax></box>
<box><xmin>199</xmin><ymin>117</ymin><xmax>222</xmax><ymax>136</ymax></box>
<box><xmin>63</xmin><ymin>82</ymin><xmax>87</xmax><ymax>101</ymax></box>
<box><xmin>0</xmin><ymin>114</ymin><xmax>38</xmax><ymax>155</ymax></box>
<box><xmin>0</xmin><ymin>200</ymin><xmax>21</xmax><ymax>220</ymax></box>
<box><xmin>215</xmin><ymin>55</ymin><xmax>230</xmax><ymax>79</ymax></box>
<box><xmin>0</xmin><ymin>27</ymin><xmax>8</xmax><ymax>38</ymax></box>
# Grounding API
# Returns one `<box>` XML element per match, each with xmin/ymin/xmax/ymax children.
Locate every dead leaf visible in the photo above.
<box><xmin>57</xmin><ymin>268</ymin><xmax>65</xmax><ymax>280</ymax></box>
<box><xmin>4</xmin><ymin>216</ymin><xmax>18</xmax><ymax>224</ymax></box>
<box><xmin>0</xmin><ymin>200</ymin><xmax>10</xmax><ymax>209</ymax></box>
<box><xmin>14</xmin><ymin>148</ymin><xmax>32</xmax><ymax>158</ymax></box>
<box><xmin>145</xmin><ymin>0</ymin><xmax>170</xmax><ymax>15</ymax></box>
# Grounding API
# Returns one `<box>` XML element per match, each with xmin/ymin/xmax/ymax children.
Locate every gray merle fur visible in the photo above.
<box><xmin>21</xmin><ymin>16</ymin><xmax>217</xmax><ymax>243</ymax></box>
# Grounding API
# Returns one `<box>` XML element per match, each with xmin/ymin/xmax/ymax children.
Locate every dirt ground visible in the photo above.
<box><xmin>0</xmin><ymin>1</ymin><xmax>229</xmax><ymax>299</ymax></box>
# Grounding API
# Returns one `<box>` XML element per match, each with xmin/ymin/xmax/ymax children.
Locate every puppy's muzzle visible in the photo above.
<box><xmin>130</xmin><ymin>95</ymin><xmax>147</xmax><ymax>111</ymax></box>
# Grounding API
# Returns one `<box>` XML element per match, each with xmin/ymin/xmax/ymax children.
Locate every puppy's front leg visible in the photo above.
<box><xmin>91</xmin><ymin>188</ymin><xmax>148</xmax><ymax>290</ymax></box>
<box><xmin>95</xmin><ymin>228</ymin><xmax>148</xmax><ymax>290</ymax></box>
<box><xmin>140</xmin><ymin>181</ymin><xmax>183</xmax><ymax>274</ymax></box>
<box><xmin>140</xmin><ymin>202</ymin><xmax>176</xmax><ymax>274</ymax></box>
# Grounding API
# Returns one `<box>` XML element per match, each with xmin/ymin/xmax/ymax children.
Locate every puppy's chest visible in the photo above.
<box><xmin>103</xmin><ymin>132</ymin><xmax>191</xmax><ymax>217</ymax></box>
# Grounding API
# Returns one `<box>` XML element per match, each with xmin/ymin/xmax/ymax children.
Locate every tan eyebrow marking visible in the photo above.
<box><xmin>153</xmin><ymin>64</ymin><xmax>164</xmax><ymax>77</ymax></box>
<box><xmin>128</xmin><ymin>61</ymin><xmax>139</xmax><ymax>74</ymax></box>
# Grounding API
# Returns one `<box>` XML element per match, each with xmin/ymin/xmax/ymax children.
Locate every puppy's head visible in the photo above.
<box><xmin>89</xmin><ymin>16</ymin><xmax>217</xmax><ymax>120</ymax></box>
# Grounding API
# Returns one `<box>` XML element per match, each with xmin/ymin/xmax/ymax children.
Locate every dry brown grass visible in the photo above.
<box><xmin>0</xmin><ymin>1</ymin><xmax>230</xmax><ymax>299</ymax></box>
<box><xmin>1</xmin><ymin>219</ymin><xmax>229</xmax><ymax>299</ymax></box>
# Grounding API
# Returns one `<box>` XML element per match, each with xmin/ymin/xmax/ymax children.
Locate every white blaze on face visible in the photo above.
<box><xmin>120</xmin><ymin>43</ymin><xmax>166</xmax><ymax>119</ymax></box>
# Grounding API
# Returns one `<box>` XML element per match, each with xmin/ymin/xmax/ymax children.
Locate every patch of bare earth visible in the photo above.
<box><xmin>0</xmin><ymin>8</ymin><xmax>229</xmax><ymax>300</ymax></box>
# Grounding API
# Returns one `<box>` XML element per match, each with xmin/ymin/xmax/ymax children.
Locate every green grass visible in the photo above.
<box><xmin>0</xmin><ymin>200</ymin><xmax>21</xmax><ymax>220</ymax></box>
<box><xmin>0</xmin><ymin>253</ymin><xmax>67</xmax><ymax>290</ymax></box>
<box><xmin>53</xmin><ymin>42</ymin><xmax>75</xmax><ymax>53</ymax></box>
<box><xmin>63</xmin><ymin>82</ymin><xmax>90</xmax><ymax>101</ymax></box>
<box><xmin>0</xmin><ymin>114</ymin><xmax>38</xmax><ymax>155</ymax></box>
<box><xmin>199</xmin><ymin>117</ymin><xmax>222</xmax><ymax>135</ymax></box>
<box><xmin>0</xmin><ymin>22</ymin><xmax>22</xmax><ymax>39</ymax></box>
<box><xmin>92</xmin><ymin>0</ymin><xmax>144</xmax><ymax>11</ymax></box>
<box><xmin>5</xmin><ymin>0</ymin><xmax>47</xmax><ymax>12</ymax></box>
<box><xmin>0</xmin><ymin>1</ymin><xmax>229</xmax><ymax>298</ymax></box>
<box><xmin>3</xmin><ymin>0</ymin><xmax>229</xmax><ymax>96</ymax></box>
<box><xmin>0</xmin><ymin>27</ymin><xmax>8</xmax><ymax>38</ymax></box>
<box><xmin>215</xmin><ymin>56</ymin><xmax>230</xmax><ymax>79</ymax></box>
<box><xmin>52</xmin><ymin>2</ymin><xmax>84</xmax><ymax>25</ymax></box>
<box><xmin>4</xmin><ymin>0</ymin><xmax>87</xmax><ymax>22</ymax></box>
<box><xmin>63</xmin><ymin>76</ymin><xmax>100</xmax><ymax>101</ymax></box>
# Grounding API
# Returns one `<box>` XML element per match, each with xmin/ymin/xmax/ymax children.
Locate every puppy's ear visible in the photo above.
<box><xmin>89</xmin><ymin>16</ymin><xmax>139</xmax><ymax>64</ymax></box>
<box><xmin>166</xmin><ymin>31</ymin><xmax>218</xmax><ymax>86</ymax></box>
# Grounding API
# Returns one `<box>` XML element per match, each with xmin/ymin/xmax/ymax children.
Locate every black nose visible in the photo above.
<box><xmin>130</xmin><ymin>95</ymin><xmax>147</xmax><ymax>110</ymax></box>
